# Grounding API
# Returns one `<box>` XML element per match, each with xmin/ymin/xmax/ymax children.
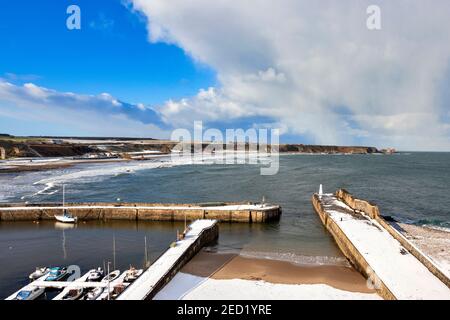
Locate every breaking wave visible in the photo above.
<box><xmin>238</xmin><ymin>250</ymin><xmax>350</xmax><ymax>267</ymax></box>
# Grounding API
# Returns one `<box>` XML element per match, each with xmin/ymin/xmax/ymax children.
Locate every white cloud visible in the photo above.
<box><xmin>0</xmin><ymin>81</ymin><xmax>168</xmax><ymax>138</ymax></box>
<box><xmin>130</xmin><ymin>0</ymin><xmax>450</xmax><ymax>150</ymax></box>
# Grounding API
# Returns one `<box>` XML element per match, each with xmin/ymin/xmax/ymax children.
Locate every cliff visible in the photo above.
<box><xmin>0</xmin><ymin>135</ymin><xmax>381</xmax><ymax>159</ymax></box>
<box><xmin>278</xmin><ymin>144</ymin><xmax>379</xmax><ymax>154</ymax></box>
<box><xmin>0</xmin><ymin>139</ymin><xmax>95</xmax><ymax>158</ymax></box>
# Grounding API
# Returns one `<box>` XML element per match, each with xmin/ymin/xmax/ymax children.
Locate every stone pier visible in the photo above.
<box><xmin>0</xmin><ymin>202</ymin><xmax>281</xmax><ymax>223</ymax></box>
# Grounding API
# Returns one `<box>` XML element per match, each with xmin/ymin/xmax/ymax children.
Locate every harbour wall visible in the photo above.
<box><xmin>311</xmin><ymin>193</ymin><xmax>396</xmax><ymax>300</ymax></box>
<box><xmin>145</xmin><ymin>221</ymin><xmax>219</xmax><ymax>300</ymax></box>
<box><xmin>0</xmin><ymin>202</ymin><xmax>281</xmax><ymax>223</ymax></box>
<box><xmin>117</xmin><ymin>220</ymin><xmax>219</xmax><ymax>300</ymax></box>
<box><xmin>335</xmin><ymin>189</ymin><xmax>450</xmax><ymax>289</ymax></box>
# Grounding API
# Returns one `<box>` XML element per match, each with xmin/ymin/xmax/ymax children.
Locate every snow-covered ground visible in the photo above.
<box><xmin>154</xmin><ymin>272</ymin><xmax>381</xmax><ymax>300</ymax></box>
<box><xmin>398</xmin><ymin>223</ymin><xmax>450</xmax><ymax>279</ymax></box>
<box><xmin>0</xmin><ymin>203</ymin><xmax>278</xmax><ymax>211</ymax></box>
<box><xmin>321</xmin><ymin>195</ymin><xmax>450</xmax><ymax>300</ymax></box>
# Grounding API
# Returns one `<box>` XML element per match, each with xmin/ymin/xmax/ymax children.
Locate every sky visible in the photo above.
<box><xmin>0</xmin><ymin>0</ymin><xmax>450</xmax><ymax>150</ymax></box>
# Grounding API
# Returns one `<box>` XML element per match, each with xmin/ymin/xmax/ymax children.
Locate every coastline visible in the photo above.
<box><xmin>0</xmin><ymin>151</ymin><xmax>388</xmax><ymax>174</ymax></box>
<box><xmin>398</xmin><ymin>223</ymin><xmax>450</xmax><ymax>278</ymax></box>
<box><xmin>183</xmin><ymin>252</ymin><xmax>374</xmax><ymax>293</ymax></box>
<box><xmin>154</xmin><ymin>251</ymin><xmax>379</xmax><ymax>300</ymax></box>
<box><xmin>0</xmin><ymin>158</ymin><xmax>135</xmax><ymax>173</ymax></box>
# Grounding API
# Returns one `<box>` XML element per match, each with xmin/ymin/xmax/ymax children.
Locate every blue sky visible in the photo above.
<box><xmin>1</xmin><ymin>1</ymin><xmax>450</xmax><ymax>150</ymax></box>
<box><xmin>0</xmin><ymin>0</ymin><xmax>215</xmax><ymax>105</ymax></box>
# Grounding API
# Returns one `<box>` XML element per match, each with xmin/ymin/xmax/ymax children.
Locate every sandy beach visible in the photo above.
<box><xmin>399</xmin><ymin>223</ymin><xmax>450</xmax><ymax>278</ymax></box>
<box><xmin>0</xmin><ymin>158</ymin><xmax>133</xmax><ymax>173</ymax></box>
<box><xmin>155</xmin><ymin>251</ymin><xmax>380</xmax><ymax>300</ymax></box>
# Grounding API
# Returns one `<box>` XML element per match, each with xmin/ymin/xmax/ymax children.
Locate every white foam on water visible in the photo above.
<box><xmin>4</xmin><ymin>152</ymin><xmax>273</xmax><ymax>202</ymax></box>
<box><xmin>33</xmin><ymin>153</ymin><xmax>272</xmax><ymax>187</ymax></box>
<box><xmin>422</xmin><ymin>225</ymin><xmax>450</xmax><ymax>233</ymax></box>
<box><xmin>238</xmin><ymin>250</ymin><xmax>350</xmax><ymax>267</ymax></box>
<box><xmin>34</xmin><ymin>182</ymin><xmax>56</xmax><ymax>195</ymax></box>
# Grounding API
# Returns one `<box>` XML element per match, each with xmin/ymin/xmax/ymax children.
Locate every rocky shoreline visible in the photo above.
<box><xmin>0</xmin><ymin>135</ymin><xmax>389</xmax><ymax>159</ymax></box>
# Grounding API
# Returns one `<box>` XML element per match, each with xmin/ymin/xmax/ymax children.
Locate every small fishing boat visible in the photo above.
<box><xmin>102</xmin><ymin>270</ymin><xmax>121</xmax><ymax>282</ymax></box>
<box><xmin>87</xmin><ymin>267</ymin><xmax>104</xmax><ymax>282</ymax></box>
<box><xmin>84</xmin><ymin>287</ymin><xmax>104</xmax><ymax>300</ymax></box>
<box><xmin>99</xmin><ymin>283</ymin><xmax>129</xmax><ymax>300</ymax></box>
<box><xmin>111</xmin><ymin>283</ymin><xmax>128</xmax><ymax>299</ymax></box>
<box><xmin>124</xmin><ymin>266</ymin><xmax>143</xmax><ymax>283</ymax></box>
<box><xmin>89</xmin><ymin>270</ymin><xmax>121</xmax><ymax>300</ymax></box>
<box><xmin>54</xmin><ymin>185</ymin><xmax>78</xmax><ymax>224</ymax></box>
<box><xmin>45</xmin><ymin>267</ymin><xmax>68</xmax><ymax>281</ymax></box>
<box><xmin>14</xmin><ymin>286</ymin><xmax>45</xmax><ymax>300</ymax></box>
<box><xmin>29</xmin><ymin>267</ymin><xmax>49</xmax><ymax>281</ymax></box>
<box><xmin>61</xmin><ymin>288</ymin><xmax>84</xmax><ymax>300</ymax></box>
<box><xmin>55</xmin><ymin>211</ymin><xmax>78</xmax><ymax>223</ymax></box>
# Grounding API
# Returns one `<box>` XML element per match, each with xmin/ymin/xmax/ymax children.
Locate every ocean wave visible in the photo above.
<box><xmin>32</xmin><ymin>153</ymin><xmax>272</xmax><ymax>188</ymax></box>
<box><xmin>238</xmin><ymin>250</ymin><xmax>350</xmax><ymax>267</ymax></box>
<box><xmin>413</xmin><ymin>218</ymin><xmax>450</xmax><ymax>230</ymax></box>
<box><xmin>1</xmin><ymin>153</ymin><xmax>272</xmax><ymax>202</ymax></box>
<box><xmin>33</xmin><ymin>161</ymin><xmax>176</xmax><ymax>187</ymax></box>
<box><xmin>421</xmin><ymin>225</ymin><xmax>450</xmax><ymax>233</ymax></box>
<box><xmin>34</xmin><ymin>182</ymin><xmax>57</xmax><ymax>196</ymax></box>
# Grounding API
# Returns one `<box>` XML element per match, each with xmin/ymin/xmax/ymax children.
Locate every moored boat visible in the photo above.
<box><xmin>55</xmin><ymin>211</ymin><xmax>78</xmax><ymax>224</ymax></box>
<box><xmin>124</xmin><ymin>266</ymin><xmax>143</xmax><ymax>283</ymax></box>
<box><xmin>111</xmin><ymin>283</ymin><xmax>128</xmax><ymax>299</ymax></box>
<box><xmin>14</xmin><ymin>286</ymin><xmax>45</xmax><ymax>300</ymax></box>
<box><xmin>102</xmin><ymin>270</ymin><xmax>121</xmax><ymax>282</ymax></box>
<box><xmin>84</xmin><ymin>287</ymin><xmax>104</xmax><ymax>300</ymax></box>
<box><xmin>87</xmin><ymin>267</ymin><xmax>104</xmax><ymax>282</ymax></box>
<box><xmin>62</xmin><ymin>288</ymin><xmax>84</xmax><ymax>300</ymax></box>
<box><xmin>45</xmin><ymin>266</ymin><xmax>68</xmax><ymax>281</ymax></box>
<box><xmin>29</xmin><ymin>267</ymin><xmax>50</xmax><ymax>281</ymax></box>
<box><xmin>54</xmin><ymin>185</ymin><xmax>78</xmax><ymax>224</ymax></box>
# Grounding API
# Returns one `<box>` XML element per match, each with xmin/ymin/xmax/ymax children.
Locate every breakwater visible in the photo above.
<box><xmin>118</xmin><ymin>219</ymin><xmax>219</xmax><ymax>300</ymax></box>
<box><xmin>335</xmin><ymin>189</ymin><xmax>450</xmax><ymax>288</ymax></box>
<box><xmin>312</xmin><ymin>189</ymin><xmax>450</xmax><ymax>300</ymax></box>
<box><xmin>0</xmin><ymin>202</ymin><xmax>281</xmax><ymax>223</ymax></box>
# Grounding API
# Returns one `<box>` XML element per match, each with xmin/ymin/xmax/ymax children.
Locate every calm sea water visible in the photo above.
<box><xmin>0</xmin><ymin>153</ymin><xmax>449</xmax><ymax>297</ymax></box>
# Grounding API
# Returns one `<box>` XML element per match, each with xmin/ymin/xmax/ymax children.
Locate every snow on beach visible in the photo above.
<box><xmin>321</xmin><ymin>195</ymin><xmax>450</xmax><ymax>300</ymax></box>
<box><xmin>399</xmin><ymin>223</ymin><xmax>450</xmax><ymax>279</ymax></box>
<box><xmin>154</xmin><ymin>272</ymin><xmax>381</xmax><ymax>300</ymax></box>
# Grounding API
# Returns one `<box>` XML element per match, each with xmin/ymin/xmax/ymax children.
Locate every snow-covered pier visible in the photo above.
<box><xmin>117</xmin><ymin>219</ymin><xmax>219</xmax><ymax>300</ymax></box>
<box><xmin>312</xmin><ymin>190</ymin><xmax>450</xmax><ymax>300</ymax></box>
<box><xmin>0</xmin><ymin>202</ymin><xmax>281</xmax><ymax>223</ymax></box>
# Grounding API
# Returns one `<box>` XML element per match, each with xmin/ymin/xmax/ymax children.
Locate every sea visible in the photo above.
<box><xmin>0</xmin><ymin>152</ymin><xmax>449</xmax><ymax>298</ymax></box>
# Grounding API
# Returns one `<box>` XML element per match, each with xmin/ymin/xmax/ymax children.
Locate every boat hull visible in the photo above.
<box><xmin>55</xmin><ymin>215</ymin><xmax>78</xmax><ymax>223</ymax></box>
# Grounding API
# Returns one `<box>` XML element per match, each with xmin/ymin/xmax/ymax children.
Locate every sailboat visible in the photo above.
<box><xmin>55</xmin><ymin>185</ymin><xmax>78</xmax><ymax>224</ymax></box>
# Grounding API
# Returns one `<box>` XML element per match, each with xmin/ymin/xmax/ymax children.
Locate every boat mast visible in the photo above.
<box><xmin>144</xmin><ymin>236</ymin><xmax>148</xmax><ymax>268</ymax></box>
<box><xmin>113</xmin><ymin>234</ymin><xmax>116</xmax><ymax>270</ymax></box>
<box><xmin>107</xmin><ymin>261</ymin><xmax>111</xmax><ymax>300</ymax></box>
<box><xmin>62</xmin><ymin>184</ymin><xmax>65</xmax><ymax>215</ymax></box>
